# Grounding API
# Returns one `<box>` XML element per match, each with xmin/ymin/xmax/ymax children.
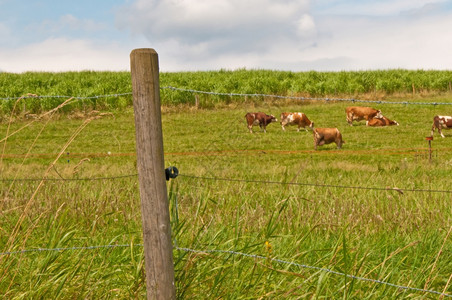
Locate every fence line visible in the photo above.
<box><xmin>1</xmin><ymin>172</ymin><xmax>451</xmax><ymax>194</ymax></box>
<box><xmin>179</xmin><ymin>174</ymin><xmax>452</xmax><ymax>194</ymax></box>
<box><xmin>177</xmin><ymin>247</ymin><xmax>452</xmax><ymax>298</ymax></box>
<box><xmin>1</xmin><ymin>243</ymin><xmax>450</xmax><ymax>298</ymax></box>
<box><xmin>162</xmin><ymin>86</ymin><xmax>452</xmax><ymax>106</ymax></box>
<box><xmin>0</xmin><ymin>93</ymin><xmax>132</xmax><ymax>101</ymax></box>
<box><xmin>2</xmin><ymin>87</ymin><xmax>452</xmax><ymax>105</ymax></box>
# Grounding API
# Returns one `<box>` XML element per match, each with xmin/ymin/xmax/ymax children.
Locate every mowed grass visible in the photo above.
<box><xmin>1</xmin><ymin>97</ymin><xmax>452</xmax><ymax>299</ymax></box>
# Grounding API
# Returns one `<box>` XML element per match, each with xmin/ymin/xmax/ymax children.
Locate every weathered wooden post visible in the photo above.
<box><xmin>130</xmin><ymin>48</ymin><xmax>176</xmax><ymax>299</ymax></box>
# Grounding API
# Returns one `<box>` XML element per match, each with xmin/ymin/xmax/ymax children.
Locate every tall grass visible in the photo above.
<box><xmin>1</xmin><ymin>69</ymin><xmax>452</xmax><ymax>114</ymax></box>
<box><xmin>1</xmin><ymin>93</ymin><xmax>452</xmax><ymax>298</ymax></box>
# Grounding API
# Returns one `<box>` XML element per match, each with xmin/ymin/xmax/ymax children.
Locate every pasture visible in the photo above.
<box><xmin>1</xmin><ymin>71</ymin><xmax>452</xmax><ymax>298</ymax></box>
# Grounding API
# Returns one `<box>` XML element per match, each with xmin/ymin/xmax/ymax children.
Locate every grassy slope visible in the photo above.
<box><xmin>1</xmin><ymin>94</ymin><xmax>452</xmax><ymax>298</ymax></box>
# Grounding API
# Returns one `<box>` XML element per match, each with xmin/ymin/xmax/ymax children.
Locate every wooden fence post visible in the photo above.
<box><xmin>130</xmin><ymin>48</ymin><xmax>176</xmax><ymax>299</ymax></box>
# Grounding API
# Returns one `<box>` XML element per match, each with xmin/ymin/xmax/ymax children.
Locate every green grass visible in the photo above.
<box><xmin>1</xmin><ymin>92</ymin><xmax>452</xmax><ymax>299</ymax></box>
<box><xmin>1</xmin><ymin>69</ymin><xmax>452</xmax><ymax>113</ymax></box>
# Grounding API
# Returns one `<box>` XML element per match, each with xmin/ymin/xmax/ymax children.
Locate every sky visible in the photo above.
<box><xmin>1</xmin><ymin>0</ymin><xmax>452</xmax><ymax>73</ymax></box>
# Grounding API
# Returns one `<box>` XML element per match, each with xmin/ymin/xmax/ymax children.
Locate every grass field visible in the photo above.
<box><xmin>1</xmin><ymin>74</ymin><xmax>452</xmax><ymax>298</ymax></box>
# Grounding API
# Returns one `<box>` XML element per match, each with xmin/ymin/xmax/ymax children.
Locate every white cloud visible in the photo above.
<box><xmin>116</xmin><ymin>0</ymin><xmax>312</xmax><ymax>51</ymax></box>
<box><xmin>114</xmin><ymin>0</ymin><xmax>452</xmax><ymax>71</ymax></box>
<box><xmin>315</xmin><ymin>0</ymin><xmax>449</xmax><ymax>16</ymax></box>
<box><xmin>296</xmin><ymin>14</ymin><xmax>316</xmax><ymax>38</ymax></box>
<box><xmin>0</xmin><ymin>38</ymin><xmax>132</xmax><ymax>72</ymax></box>
<box><xmin>3</xmin><ymin>0</ymin><xmax>451</xmax><ymax>72</ymax></box>
<box><xmin>300</xmin><ymin>11</ymin><xmax>452</xmax><ymax>70</ymax></box>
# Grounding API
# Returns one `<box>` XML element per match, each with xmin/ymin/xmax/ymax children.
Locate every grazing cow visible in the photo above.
<box><xmin>346</xmin><ymin>106</ymin><xmax>383</xmax><ymax>126</ymax></box>
<box><xmin>245</xmin><ymin>112</ymin><xmax>277</xmax><ymax>133</ymax></box>
<box><xmin>280</xmin><ymin>112</ymin><xmax>314</xmax><ymax>132</ymax></box>
<box><xmin>366</xmin><ymin>116</ymin><xmax>399</xmax><ymax>127</ymax></box>
<box><xmin>313</xmin><ymin>128</ymin><xmax>345</xmax><ymax>150</ymax></box>
<box><xmin>431</xmin><ymin>115</ymin><xmax>452</xmax><ymax>138</ymax></box>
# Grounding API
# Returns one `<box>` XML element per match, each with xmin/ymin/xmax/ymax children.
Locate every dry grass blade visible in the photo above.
<box><xmin>364</xmin><ymin>240</ymin><xmax>420</xmax><ymax>278</ymax></box>
<box><xmin>1</xmin><ymin>96</ymin><xmax>24</xmax><ymax>169</ymax></box>
<box><xmin>0</xmin><ymin>97</ymin><xmax>76</xmax><ymax>144</ymax></box>
<box><xmin>0</xmin><ymin>103</ymin><xmax>63</xmax><ymax>213</ymax></box>
<box><xmin>424</xmin><ymin>226</ymin><xmax>452</xmax><ymax>290</ymax></box>
<box><xmin>440</xmin><ymin>273</ymin><xmax>452</xmax><ymax>300</ymax></box>
<box><xmin>1</xmin><ymin>117</ymin><xmax>94</xmax><ymax>260</ymax></box>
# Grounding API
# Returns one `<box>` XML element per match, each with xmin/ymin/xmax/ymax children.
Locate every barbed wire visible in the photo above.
<box><xmin>179</xmin><ymin>174</ymin><xmax>452</xmax><ymax>194</ymax></box>
<box><xmin>162</xmin><ymin>86</ymin><xmax>452</xmax><ymax>106</ymax></box>
<box><xmin>176</xmin><ymin>247</ymin><xmax>452</xmax><ymax>298</ymax></box>
<box><xmin>0</xmin><ymin>93</ymin><xmax>132</xmax><ymax>101</ymax></box>
<box><xmin>0</xmin><ymin>243</ymin><xmax>449</xmax><ymax>298</ymax></box>
<box><xmin>1</xmin><ymin>87</ymin><xmax>451</xmax><ymax>106</ymax></box>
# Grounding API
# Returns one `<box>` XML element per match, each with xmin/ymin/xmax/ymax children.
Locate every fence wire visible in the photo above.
<box><xmin>0</xmin><ymin>93</ymin><xmax>132</xmax><ymax>101</ymax></box>
<box><xmin>1</xmin><ymin>243</ymin><xmax>450</xmax><ymax>298</ymax></box>
<box><xmin>179</xmin><ymin>174</ymin><xmax>452</xmax><ymax>194</ymax></box>
<box><xmin>1</xmin><ymin>172</ymin><xmax>451</xmax><ymax>194</ymax></box>
<box><xmin>161</xmin><ymin>86</ymin><xmax>452</xmax><ymax>106</ymax></box>
<box><xmin>1</xmin><ymin>86</ymin><xmax>452</xmax><ymax>105</ymax></box>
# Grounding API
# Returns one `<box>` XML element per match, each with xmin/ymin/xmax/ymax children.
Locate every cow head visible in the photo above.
<box><xmin>269</xmin><ymin>115</ymin><xmax>277</xmax><ymax>122</ymax></box>
<box><xmin>376</xmin><ymin>110</ymin><xmax>383</xmax><ymax>119</ymax></box>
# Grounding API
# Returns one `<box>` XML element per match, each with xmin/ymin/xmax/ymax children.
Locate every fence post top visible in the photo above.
<box><xmin>130</xmin><ymin>48</ymin><xmax>157</xmax><ymax>55</ymax></box>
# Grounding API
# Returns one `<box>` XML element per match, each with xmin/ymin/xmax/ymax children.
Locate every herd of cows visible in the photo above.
<box><xmin>245</xmin><ymin>106</ymin><xmax>452</xmax><ymax>150</ymax></box>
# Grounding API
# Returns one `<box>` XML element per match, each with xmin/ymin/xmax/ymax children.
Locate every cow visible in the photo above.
<box><xmin>280</xmin><ymin>112</ymin><xmax>314</xmax><ymax>132</ymax></box>
<box><xmin>366</xmin><ymin>116</ymin><xmax>399</xmax><ymax>127</ymax></box>
<box><xmin>245</xmin><ymin>112</ymin><xmax>277</xmax><ymax>133</ymax></box>
<box><xmin>431</xmin><ymin>115</ymin><xmax>452</xmax><ymax>138</ymax></box>
<box><xmin>313</xmin><ymin>128</ymin><xmax>345</xmax><ymax>150</ymax></box>
<box><xmin>346</xmin><ymin>106</ymin><xmax>383</xmax><ymax>126</ymax></box>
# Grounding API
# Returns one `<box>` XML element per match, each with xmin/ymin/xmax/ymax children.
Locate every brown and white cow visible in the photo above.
<box><xmin>280</xmin><ymin>112</ymin><xmax>314</xmax><ymax>132</ymax></box>
<box><xmin>245</xmin><ymin>112</ymin><xmax>277</xmax><ymax>133</ymax></box>
<box><xmin>346</xmin><ymin>106</ymin><xmax>383</xmax><ymax>126</ymax></box>
<box><xmin>366</xmin><ymin>116</ymin><xmax>399</xmax><ymax>127</ymax></box>
<box><xmin>431</xmin><ymin>115</ymin><xmax>452</xmax><ymax>138</ymax></box>
<box><xmin>313</xmin><ymin>128</ymin><xmax>345</xmax><ymax>150</ymax></box>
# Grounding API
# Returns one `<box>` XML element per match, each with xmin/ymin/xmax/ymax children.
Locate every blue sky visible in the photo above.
<box><xmin>1</xmin><ymin>0</ymin><xmax>452</xmax><ymax>72</ymax></box>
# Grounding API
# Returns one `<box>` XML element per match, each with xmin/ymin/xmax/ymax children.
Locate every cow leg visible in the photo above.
<box><xmin>315</xmin><ymin>138</ymin><xmax>325</xmax><ymax>150</ymax></box>
<box><xmin>281</xmin><ymin>120</ymin><xmax>287</xmax><ymax>131</ymax></box>
<box><xmin>439</xmin><ymin>127</ymin><xmax>445</xmax><ymax>138</ymax></box>
<box><xmin>248</xmin><ymin>125</ymin><xmax>253</xmax><ymax>133</ymax></box>
<box><xmin>347</xmin><ymin>114</ymin><xmax>353</xmax><ymax>126</ymax></box>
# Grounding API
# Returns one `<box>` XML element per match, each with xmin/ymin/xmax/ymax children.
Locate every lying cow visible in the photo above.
<box><xmin>313</xmin><ymin>128</ymin><xmax>344</xmax><ymax>150</ymax></box>
<box><xmin>245</xmin><ymin>112</ymin><xmax>277</xmax><ymax>133</ymax></box>
<box><xmin>366</xmin><ymin>116</ymin><xmax>399</xmax><ymax>127</ymax></box>
<box><xmin>280</xmin><ymin>112</ymin><xmax>314</xmax><ymax>132</ymax></box>
<box><xmin>346</xmin><ymin>106</ymin><xmax>383</xmax><ymax>126</ymax></box>
<box><xmin>431</xmin><ymin>115</ymin><xmax>452</xmax><ymax>138</ymax></box>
